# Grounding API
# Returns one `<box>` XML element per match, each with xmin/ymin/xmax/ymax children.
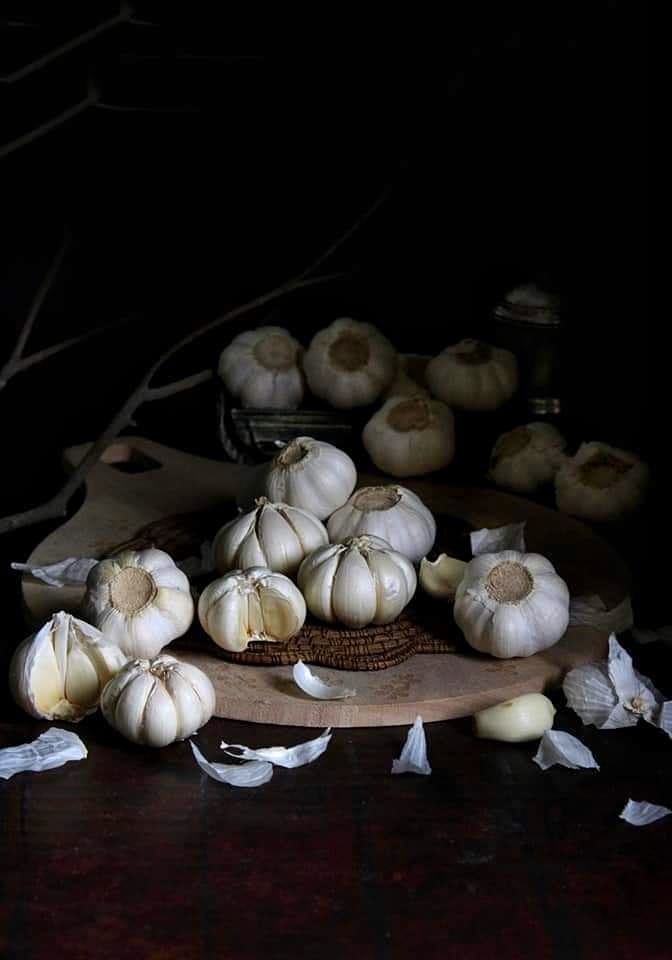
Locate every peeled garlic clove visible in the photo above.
<box><xmin>9</xmin><ymin>611</ymin><xmax>127</xmax><ymax>722</ymax></box>
<box><xmin>474</xmin><ymin>692</ymin><xmax>556</xmax><ymax>742</ymax></box>
<box><xmin>419</xmin><ymin>554</ymin><xmax>467</xmax><ymax>601</ymax></box>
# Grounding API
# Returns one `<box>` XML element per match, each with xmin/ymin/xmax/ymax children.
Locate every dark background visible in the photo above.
<box><xmin>0</xmin><ymin>3</ymin><xmax>652</xmax><ymax>617</ymax></box>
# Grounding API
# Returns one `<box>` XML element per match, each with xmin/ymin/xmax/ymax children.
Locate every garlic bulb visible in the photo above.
<box><xmin>555</xmin><ymin>441</ymin><xmax>649</xmax><ymax>521</ymax></box>
<box><xmin>218</xmin><ymin>325</ymin><xmax>304</xmax><ymax>409</ymax></box>
<box><xmin>100</xmin><ymin>653</ymin><xmax>216</xmax><ymax>747</ymax></box>
<box><xmin>426</xmin><ymin>338</ymin><xmax>518</xmax><ymax>411</ymax></box>
<box><xmin>198</xmin><ymin>566</ymin><xmax>306</xmax><ymax>652</ymax></box>
<box><xmin>474</xmin><ymin>693</ymin><xmax>556</xmax><ymax>742</ymax></box>
<box><xmin>82</xmin><ymin>548</ymin><xmax>194</xmax><ymax>659</ymax></box>
<box><xmin>419</xmin><ymin>554</ymin><xmax>467</xmax><ymax>600</ymax></box>
<box><xmin>302</xmin><ymin>317</ymin><xmax>396</xmax><ymax>409</ymax></box>
<box><xmin>362</xmin><ymin>394</ymin><xmax>455</xmax><ymax>478</ymax></box>
<box><xmin>9</xmin><ymin>611</ymin><xmax>127</xmax><ymax>722</ymax></box>
<box><xmin>213</xmin><ymin>498</ymin><xmax>328</xmax><ymax>577</ymax></box>
<box><xmin>327</xmin><ymin>485</ymin><xmax>436</xmax><ymax>564</ymax></box>
<box><xmin>454</xmin><ymin>550</ymin><xmax>570</xmax><ymax>658</ymax></box>
<box><xmin>262</xmin><ymin>436</ymin><xmax>357</xmax><ymax>520</ymax></box>
<box><xmin>298</xmin><ymin>535</ymin><xmax>416</xmax><ymax>628</ymax></box>
<box><xmin>488</xmin><ymin>422</ymin><xmax>566</xmax><ymax>494</ymax></box>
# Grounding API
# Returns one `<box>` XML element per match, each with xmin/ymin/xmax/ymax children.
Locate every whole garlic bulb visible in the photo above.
<box><xmin>261</xmin><ymin>436</ymin><xmax>357</xmax><ymax>520</ymax></box>
<box><xmin>82</xmin><ymin>548</ymin><xmax>194</xmax><ymax>659</ymax></box>
<box><xmin>474</xmin><ymin>693</ymin><xmax>556</xmax><ymax>742</ymax></box>
<box><xmin>555</xmin><ymin>441</ymin><xmax>649</xmax><ymax>521</ymax></box>
<box><xmin>9</xmin><ymin>611</ymin><xmax>127</xmax><ymax>722</ymax></box>
<box><xmin>302</xmin><ymin>317</ymin><xmax>397</xmax><ymax>409</ymax></box>
<box><xmin>218</xmin><ymin>325</ymin><xmax>304</xmax><ymax>409</ymax></box>
<box><xmin>362</xmin><ymin>394</ymin><xmax>455</xmax><ymax>477</ymax></box>
<box><xmin>213</xmin><ymin>498</ymin><xmax>328</xmax><ymax>577</ymax></box>
<box><xmin>488</xmin><ymin>422</ymin><xmax>566</xmax><ymax>494</ymax></box>
<box><xmin>426</xmin><ymin>338</ymin><xmax>518</xmax><ymax>411</ymax></box>
<box><xmin>454</xmin><ymin>550</ymin><xmax>570</xmax><ymax>658</ymax></box>
<box><xmin>101</xmin><ymin>653</ymin><xmax>216</xmax><ymax>747</ymax></box>
<box><xmin>327</xmin><ymin>485</ymin><xmax>436</xmax><ymax>564</ymax></box>
<box><xmin>298</xmin><ymin>535</ymin><xmax>417</xmax><ymax>628</ymax></box>
<box><xmin>198</xmin><ymin>566</ymin><xmax>306</xmax><ymax>652</ymax></box>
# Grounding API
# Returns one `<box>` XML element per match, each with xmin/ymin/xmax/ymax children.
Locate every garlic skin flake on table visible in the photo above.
<box><xmin>213</xmin><ymin>498</ymin><xmax>328</xmax><ymax>578</ymax></box>
<box><xmin>426</xmin><ymin>338</ymin><xmax>518</xmax><ymax>412</ymax></box>
<box><xmin>533</xmin><ymin>730</ymin><xmax>600</xmax><ymax>771</ymax></box>
<box><xmin>191</xmin><ymin>741</ymin><xmax>273</xmax><ymax>787</ymax></box>
<box><xmin>568</xmin><ymin>594</ymin><xmax>634</xmax><ymax>634</ymax></box>
<box><xmin>302</xmin><ymin>317</ymin><xmax>397</xmax><ymax>409</ymax></box>
<box><xmin>82</xmin><ymin>548</ymin><xmax>194</xmax><ymax>658</ymax></box>
<box><xmin>292</xmin><ymin>660</ymin><xmax>357</xmax><ymax>700</ymax></box>
<box><xmin>563</xmin><ymin>634</ymin><xmax>671</xmax><ymax>734</ymax></box>
<box><xmin>362</xmin><ymin>394</ymin><xmax>455</xmax><ymax>478</ymax></box>
<box><xmin>11</xmin><ymin>556</ymin><xmax>98</xmax><ymax>588</ymax></box>
<box><xmin>262</xmin><ymin>436</ymin><xmax>358</xmax><ymax>521</ymax></box>
<box><xmin>474</xmin><ymin>693</ymin><xmax>556</xmax><ymax>743</ymax></box>
<box><xmin>470</xmin><ymin>522</ymin><xmax>527</xmax><ymax>556</ymax></box>
<box><xmin>198</xmin><ymin>567</ymin><xmax>306</xmax><ymax>652</ymax></box>
<box><xmin>221</xmin><ymin>727</ymin><xmax>332</xmax><ymax>768</ymax></box>
<box><xmin>0</xmin><ymin>728</ymin><xmax>87</xmax><ymax>780</ymax></box>
<box><xmin>619</xmin><ymin>799</ymin><xmax>672</xmax><ymax>826</ymax></box>
<box><xmin>488</xmin><ymin>423</ymin><xmax>566</xmax><ymax>494</ymax></box>
<box><xmin>454</xmin><ymin>550</ymin><xmax>570</xmax><ymax>658</ymax></box>
<box><xmin>218</xmin><ymin>325</ymin><xmax>304</xmax><ymax>409</ymax></box>
<box><xmin>555</xmin><ymin>441</ymin><xmax>649</xmax><ymax>521</ymax></box>
<box><xmin>392</xmin><ymin>716</ymin><xmax>432</xmax><ymax>776</ymax></box>
<box><xmin>101</xmin><ymin>654</ymin><xmax>216</xmax><ymax>747</ymax></box>
<box><xmin>9</xmin><ymin>611</ymin><xmax>127</xmax><ymax>722</ymax></box>
<box><xmin>418</xmin><ymin>554</ymin><xmax>467</xmax><ymax>601</ymax></box>
<box><xmin>298</xmin><ymin>535</ymin><xmax>416</xmax><ymax>628</ymax></box>
<box><xmin>328</xmin><ymin>484</ymin><xmax>436</xmax><ymax>564</ymax></box>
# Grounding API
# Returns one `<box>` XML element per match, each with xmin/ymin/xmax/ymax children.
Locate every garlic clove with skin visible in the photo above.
<box><xmin>474</xmin><ymin>693</ymin><xmax>556</xmax><ymax>742</ymax></box>
<box><xmin>362</xmin><ymin>394</ymin><xmax>455</xmax><ymax>478</ymax></box>
<box><xmin>419</xmin><ymin>554</ymin><xmax>467</xmax><ymax>601</ymax></box>
<box><xmin>9</xmin><ymin>611</ymin><xmax>128</xmax><ymax>722</ymax></box>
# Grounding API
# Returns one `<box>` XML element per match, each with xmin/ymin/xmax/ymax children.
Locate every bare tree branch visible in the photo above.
<box><xmin>0</xmin><ymin>88</ymin><xmax>98</xmax><ymax>161</ymax></box>
<box><xmin>146</xmin><ymin>370</ymin><xmax>213</xmax><ymax>401</ymax></box>
<box><xmin>12</xmin><ymin>317</ymin><xmax>135</xmax><ymax>376</ymax></box>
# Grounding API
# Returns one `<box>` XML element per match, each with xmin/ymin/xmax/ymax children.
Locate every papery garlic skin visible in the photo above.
<box><xmin>298</xmin><ymin>535</ymin><xmax>416</xmax><ymax>628</ymax></box>
<box><xmin>198</xmin><ymin>566</ymin><xmax>306</xmax><ymax>652</ymax></box>
<box><xmin>419</xmin><ymin>554</ymin><xmax>467</xmax><ymax>600</ymax></box>
<box><xmin>213</xmin><ymin>498</ymin><xmax>328</xmax><ymax>577</ymax></box>
<box><xmin>426</xmin><ymin>338</ymin><xmax>518</xmax><ymax>411</ymax></box>
<box><xmin>488</xmin><ymin>422</ymin><xmax>566</xmax><ymax>494</ymax></box>
<box><xmin>362</xmin><ymin>394</ymin><xmax>455</xmax><ymax>478</ymax></box>
<box><xmin>555</xmin><ymin>441</ymin><xmax>649</xmax><ymax>521</ymax></box>
<box><xmin>327</xmin><ymin>485</ymin><xmax>436</xmax><ymax>564</ymax></box>
<box><xmin>82</xmin><ymin>548</ymin><xmax>194</xmax><ymax>659</ymax></box>
<box><xmin>474</xmin><ymin>693</ymin><xmax>556</xmax><ymax>742</ymax></box>
<box><xmin>218</xmin><ymin>325</ymin><xmax>304</xmax><ymax>409</ymax></box>
<box><xmin>9</xmin><ymin>611</ymin><xmax>127</xmax><ymax>722</ymax></box>
<box><xmin>454</xmin><ymin>549</ymin><xmax>570</xmax><ymax>658</ymax></box>
<box><xmin>262</xmin><ymin>436</ymin><xmax>357</xmax><ymax>520</ymax></box>
<box><xmin>100</xmin><ymin>653</ymin><xmax>215</xmax><ymax>747</ymax></box>
<box><xmin>302</xmin><ymin>317</ymin><xmax>397</xmax><ymax>409</ymax></box>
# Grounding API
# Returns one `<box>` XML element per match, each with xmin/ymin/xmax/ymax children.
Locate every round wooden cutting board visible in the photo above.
<box><xmin>21</xmin><ymin>437</ymin><xmax>630</xmax><ymax>727</ymax></box>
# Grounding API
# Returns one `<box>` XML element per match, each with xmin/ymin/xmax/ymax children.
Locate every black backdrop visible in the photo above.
<box><xmin>0</xmin><ymin>4</ymin><xmax>654</xmax><ymax>622</ymax></box>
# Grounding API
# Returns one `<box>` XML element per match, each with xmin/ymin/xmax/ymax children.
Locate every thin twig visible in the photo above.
<box><xmin>0</xmin><ymin>88</ymin><xmax>98</xmax><ymax>161</ymax></box>
<box><xmin>146</xmin><ymin>369</ymin><xmax>213</xmax><ymax>401</ymax></box>
<box><xmin>14</xmin><ymin>316</ymin><xmax>135</xmax><ymax>376</ymax></box>
<box><xmin>0</xmin><ymin>4</ymin><xmax>131</xmax><ymax>84</ymax></box>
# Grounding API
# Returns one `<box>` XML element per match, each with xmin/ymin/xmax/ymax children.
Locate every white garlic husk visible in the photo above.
<box><xmin>362</xmin><ymin>394</ymin><xmax>455</xmax><ymax>478</ymax></box>
<box><xmin>474</xmin><ymin>693</ymin><xmax>556</xmax><ymax>742</ymax></box>
<box><xmin>426</xmin><ymin>338</ymin><xmax>518</xmax><ymax>411</ymax></box>
<box><xmin>327</xmin><ymin>484</ymin><xmax>436</xmax><ymax>564</ymax></box>
<box><xmin>218</xmin><ymin>325</ymin><xmax>304</xmax><ymax>409</ymax></box>
<box><xmin>213</xmin><ymin>498</ymin><xmax>328</xmax><ymax>578</ymax></box>
<box><xmin>100</xmin><ymin>653</ymin><xmax>216</xmax><ymax>747</ymax></box>
<box><xmin>488</xmin><ymin>422</ymin><xmax>566</xmax><ymax>494</ymax></box>
<box><xmin>298</xmin><ymin>535</ymin><xmax>416</xmax><ymax>628</ymax></box>
<box><xmin>9</xmin><ymin>611</ymin><xmax>128</xmax><ymax>722</ymax></box>
<box><xmin>419</xmin><ymin>554</ymin><xmax>467</xmax><ymax>601</ymax></box>
<box><xmin>454</xmin><ymin>549</ymin><xmax>570</xmax><ymax>658</ymax></box>
<box><xmin>302</xmin><ymin>317</ymin><xmax>397</xmax><ymax>409</ymax></box>
<box><xmin>555</xmin><ymin>441</ymin><xmax>649</xmax><ymax>521</ymax></box>
<box><xmin>198</xmin><ymin>566</ymin><xmax>306</xmax><ymax>652</ymax></box>
<box><xmin>261</xmin><ymin>436</ymin><xmax>357</xmax><ymax>520</ymax></box>
<box><xmin>82</xmin><ymin>548</ymin><xmax>194</xmax><ymax>659</ymax></box>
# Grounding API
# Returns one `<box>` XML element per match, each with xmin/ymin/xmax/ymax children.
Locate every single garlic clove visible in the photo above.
<box><xmin>473</xmin><ymin>692</ymin><xmax>556</xmax><ymax>742</ymax></box>
<box><xmin>419</xmin><ymin>554</ymin><xmax>467</xmax><ymax>600</ymax></box>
